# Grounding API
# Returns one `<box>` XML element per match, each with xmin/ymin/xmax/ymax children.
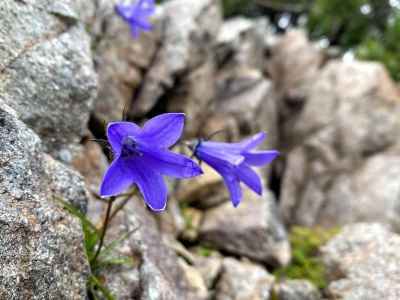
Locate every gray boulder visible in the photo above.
<box><xmin>215</xmin><ymin>257</ymin><xmax>274</xmax><ymax>300</ymax></box>
<box><xmin>0</xmin><ymin>102</ymin><xmax>89</xmax><ymax>299</ymax></box>
<box><xmin>267</xmin><ymin>30</ymin><xmax>324</xmax><ymax>149</ymax></box>
<box><xmin>0</xmin><ymin>0</ymin><xmax>97</xmax><ymax>161</ymax></box>
<box><xmin>322</xmin><ymin>223</ymin><xmax>400</xmax><ymax>300</ymax></box>
<box><xmin>280</xmin><ymin>61</ymin><xmax>400</xmax><ymax>228</ymax></box>
<box><xmin>199</xmin><ymin>188</ymin><xmax>290</xmax><ymax>267</ymax></box>
<box><xmin>274</xmin><ymin>280</ymin><xmax>322</xmax><ymax>300</ymax></box>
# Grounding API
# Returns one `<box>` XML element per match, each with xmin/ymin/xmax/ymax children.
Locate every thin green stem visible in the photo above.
<box><xmin>91</xmin><ymin>196</ymin><xmax>115</xmax><ymax>265</ymax></box>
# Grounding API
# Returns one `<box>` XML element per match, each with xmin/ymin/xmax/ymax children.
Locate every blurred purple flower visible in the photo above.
<box><xmin>100</xmin><ymin>113</ymin><xmax>202</xmax><ymax>211</ymax></box>
<box><xmin>192</xmin><ymin>132</ymin><xmax>279</xmax><ymax>207</ymax></box>
<box><xmin>115</xmin><ymin>0</ymin><xmax>155</xmax><ymax>38</ymax></box>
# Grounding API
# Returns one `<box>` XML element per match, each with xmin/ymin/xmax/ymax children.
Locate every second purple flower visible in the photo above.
<box><xmin>191</xmin><ymin>132</ymin><xmax>279</xmax><ymax>207</ymax></box>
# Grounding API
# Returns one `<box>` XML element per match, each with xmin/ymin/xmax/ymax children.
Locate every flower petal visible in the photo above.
<box><xmin>138</xmin><ymin>113</ymin><xmax>185</xmax><ymax>148</ymax></box>
<box><xmin>115</xmin><ymin>3</ymin><xmax>136</xmax><ymax>20</ymax></box>
<box><xmin>130</xmin><ymin>17</ymin><xmax>153</xmax><ymax>31</ymax></box>
<box><xmin>199</xmin><ymin>140</ymin><xmax>243</xmax><ymax>153</ymax></box>
<box><xmin>100</xmin><ymin>157</ymin><xmax>134</xmax><ymax>197</ymax></box>
<box><xmin>243</xmin><ymin>150</ymin><xmax>279</xmax><ymax>166</ymax></box>
<box><xmin>130</xmin><ymin>159</ymin><xmax>168</xmax><ymax>211</ymax></box>
<box><xmin>137</xmin><ymin>0</ymin><xmax>156</xmax><ymax>14</ymax></box>
<box><xmin>196</xmin><ymin>149</ymin><xmax>242</xmax><ymax>207</ymax></box>
<box><xmin>199</xmin><ymin>132</ymin><xmax>267</xmax><ymax>154</ymax></box>
<box><xmin>239</xmin><ymin>132</ymin><xmax>267</xmax><ymax>151</ymax></box>
<box><xmin>107</xmin><ymin>122</ymin><xmax>141</xmax><ymax>155</ymax></box>
<box><xmin>236</xmin><ymin>163</ymin><xmax>262</xmax><ymax>195</ymax></box>
<box><xmin>223</xmin><ymin>173</ymin><xmax>242</xmax><ymax>207</ymax></box>
<box><xmin>196</xmin><ymin>144</ymin><xmax>245</xmax><ymax>166</ymax></box>
<box><xmin>138</xmin><ymin>144</ymin><xmax>202</xmax><ymax>178</ymax></box>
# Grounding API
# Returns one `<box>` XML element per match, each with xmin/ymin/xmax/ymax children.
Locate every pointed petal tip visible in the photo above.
<box><xmin>145</xmin><ymin>197</ymin><xmax>167</xmax><ymax>212</ymax></box>
<box><xmin>190</xmin><ymin>162</ymin><xmax>204</xmax><ymax>177</ymax></box>
<box><xmin>232</xmin><ymin>201</ymin><xmax>241</xmax><ymax>208</ymax></box>
<box><xmin>147</xmin><ymin>203</ymin><xmax>167</xmax><ymax>212</ymax></box>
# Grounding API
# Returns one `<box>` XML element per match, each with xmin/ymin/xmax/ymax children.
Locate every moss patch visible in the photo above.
<box><xmin>274</xmin><ymin>226</ymin><xmax>340</xmax><ymax>289</ymax></box>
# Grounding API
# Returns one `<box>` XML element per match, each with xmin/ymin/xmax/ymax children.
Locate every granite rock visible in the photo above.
<box><xmin>322</xmin><ymin>223</ymin><xmax>400</xmax><ymax>300</ymax></box>
<box><xmin>0</xmin><ymin>102</ymin><xmax>89</xmax><ymax>299</ymax></box>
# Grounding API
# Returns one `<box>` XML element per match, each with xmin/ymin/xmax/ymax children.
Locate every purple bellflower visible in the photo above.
<box><xmin>192</xmin><ymin>132</ymin><xmax>279</xmax><ymax>207</ymax></box>
<box><xmin>100</xmin><ymin>113</ymin><xmax>202</xmax><ymax>211</ymax></box>
<box><xmin>115</xmin><ymin>0</ymin><xmax>155</xmax><ymax>38</ymax></box>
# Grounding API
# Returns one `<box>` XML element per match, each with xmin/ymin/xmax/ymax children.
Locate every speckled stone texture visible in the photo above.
<box><xmin>0</xmin><ymin>102</ymin><xmax>89</xmax><ymax>299</ymax></box>
<box><xmin>0</xmin><ymin>0</ymin><xmax>97</xmax><ymax>162</ymax></box>
<box><xmin>322</xmin><ymin>223</ymin><xmax>400</xmax><ymax>300</ymax></box>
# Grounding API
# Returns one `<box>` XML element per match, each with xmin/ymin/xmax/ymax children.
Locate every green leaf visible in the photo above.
<box><xmin>89</xmin><ymin>275</ymin><xmax>116</xmax><ymax>300</ymax></box>
<box><xmin>97</xmin><ymin>256</ymin><xmax>135</xmax><ymax>269</ymax></box>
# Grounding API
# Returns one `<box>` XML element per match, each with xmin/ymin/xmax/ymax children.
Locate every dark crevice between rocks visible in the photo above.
<box><xmin>269</xmin><ymin>160</ymin><xmax>284</xmax><ymax>203</ymax></box>
<box><xmin>88</xmin><ymin>114</ymin><xmax>114</xmax><ymax>161</ymax></box>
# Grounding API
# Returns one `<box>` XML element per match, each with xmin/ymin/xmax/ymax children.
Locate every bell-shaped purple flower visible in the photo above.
<box><xmin>192</xmin><ymin>132</ymin><xmax>279</xmax><ymax>207</ymax></box>
<box><xmin>115</xmin><ymin>0</ymin><xmax>155</xmax><ymax>38</ymax></box>
<box><xmin>100</xmin><ymin>113</ymin><xmax>202</xmax><ymax>211</ymax></box>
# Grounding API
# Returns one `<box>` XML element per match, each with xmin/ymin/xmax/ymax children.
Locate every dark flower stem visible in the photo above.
<box><xmin>91</xmin><ymin>196</ymin><xmax>115</xmax><ymax>264</ymax></box>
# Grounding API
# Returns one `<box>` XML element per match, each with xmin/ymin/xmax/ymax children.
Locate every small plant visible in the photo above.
<box><xmin>60</xmin><ymin>198</ymin><xmax>136</xmax><ymax>300</ymax></box>
<box><xmin>274</xmin><ymin>226</ymin><xmax>340</xmax><ymax>289</ymax></box>
<box><xmin>195</xmin><ymin>245</ymin><xmax>215</xmax><ymax>257</ymax></box>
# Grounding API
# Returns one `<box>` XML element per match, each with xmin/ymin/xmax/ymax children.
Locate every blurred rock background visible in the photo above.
<box><xmin>1</xmin><ymin>0</ymin><xmax>400</xmax><ymax>299</ymax></box>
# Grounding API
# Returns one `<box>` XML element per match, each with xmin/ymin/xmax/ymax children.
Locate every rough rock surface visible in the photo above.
<box><xmin>215</xmin><ymin>257</ymin><xmax>274</xmax><ymax>300</ymax></box>
<box><xmin>275</xmin><ymin>280</ymin><xmax>322</xmax><ymax>300</ymax></box>
<box><xmin>267</xmin><ymin>30</ymin><xmax>323</xmax><ymax>148</ymax></box>
<box><xmin>213</xmin><ymin>17</ymin><xmax>278</xmax><ymax>148</ymax></box>
<box><xmin>72</xmin><ymin>138</ymin><xmax>109</xmax><ymax>195</ymax></box>
<box><xmin>280</xmin><ymin>61</ymin><xmax>400</xmax><ymax>228</ymax></box>
<box><xmin>0</xmin><ymin>0</ymin><xmax>97</xmax><ymax>161</ymax></box>
<box><xmin>322</xmin><ymin>223</ymin><xmax>400</xmax><ymax>300</ymax></box>
<box><xmin>0</xmin><ymin>102</ymin><xmax>89</xmax><ymax>299</ymax></box>
<box><xmin>192</xmin><ymin>254</ymin><xmax>223</xmax><ymax>289</ymax></box>
<box><xmin>199</xmin><ymin>188</ymin><xmax>290</xmax><ymax>266</ymax></box>
<box><xmin>92</xmin><ymin>0</ymin><xmax>222</xmax><ymax>137</ymax></box>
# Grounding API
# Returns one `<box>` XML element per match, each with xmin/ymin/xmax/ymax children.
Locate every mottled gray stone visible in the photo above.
<box><xmin>178</xmin><ymin>258</ymin><xmax>209</xmax><ymax>300</ymax></box>
<box><xmin>216</xmin><ymin>17</ymin><xmax>271</xmax><ymax>72</ymax></box>
<box><xmin>0</xmin><ymin>103</ymin><xmax>89</xmax><ymax>299</ymax></box>
<box><xmin>322</xmin><ymin>223</ymin><xmax>400</xmax><ymax>300</ymax></box>
<box><xmin>192</xmin><ymin>254</ymin><xmax>223</xmax><ymax>289</ymax></box>
<box><xmin>275</xmin><ymin>280</ymin><xmax>321</xmax><ymax>300</ymax></box>
<box><xmin>0</xmin><ymin>0</ymin><xmax>97</xmax><ymax>161</ymax></box>
<box><xmin>215</xmin><ymin>257</ymin><xmax>274</xmax><ymax>300</ymax></box>
<box><xmin>280</xmin><ymin>61</ymin><xmax>400</xmax><ymax>228</ymax></box>
<box><xmin>92</xmin><ymin>0</ymin><xmax>222</xmax><ymax>137</ymax></box>
<box><xmin>267</xmin><ymin>30</ymin><xmax>324</xmax><ymax>149</ymax></box>
<box><xmin>214</xmin><ymin>17</ymin><xmax>278</xmax><ymax>148</ymax></box>
<box><xmin>199</xmin><ymin>188</ymin><xmax>291</xmax><ymax>267</ymax></box>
